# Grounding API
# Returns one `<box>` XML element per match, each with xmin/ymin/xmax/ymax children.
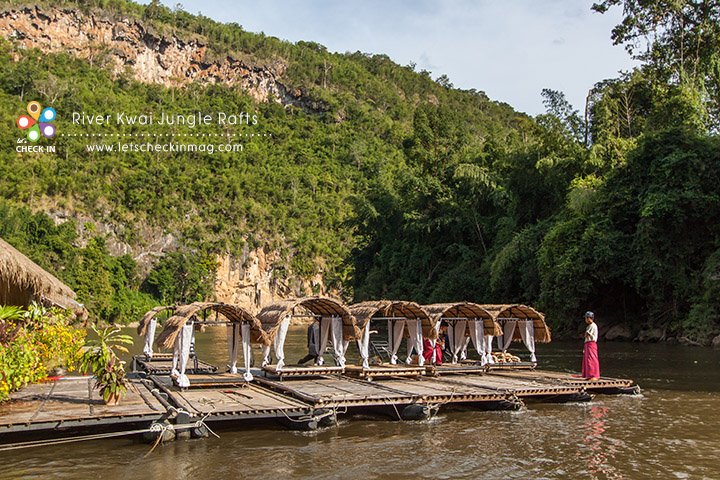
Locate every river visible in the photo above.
<box><xmin>2</xmin><ymin>326</ymin><xmax>719</xmax><ymax>480</ymax></box>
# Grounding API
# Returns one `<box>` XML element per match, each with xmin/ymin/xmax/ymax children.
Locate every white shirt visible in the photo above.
<box><xmin>585</xmin><ymin>322</ymin><xmax>598</xmax><ymax>342</ymax></box>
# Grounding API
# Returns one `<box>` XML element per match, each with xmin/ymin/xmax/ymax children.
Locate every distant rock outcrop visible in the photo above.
<box><xmin>0</xmin><ymin>5</ymin><xmax>311</xmax><ymax>108</ymax></box>
<box><xmin>214</xmin><ymin>250</ymin><xmax>335</xmax><ymax>315</ymax></box>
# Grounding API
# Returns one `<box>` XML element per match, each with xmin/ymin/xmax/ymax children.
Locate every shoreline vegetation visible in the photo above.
<box><xmin>0</xmin><ymin>0</ymin><xmax>719</xmax><ymax>346</ymax></box>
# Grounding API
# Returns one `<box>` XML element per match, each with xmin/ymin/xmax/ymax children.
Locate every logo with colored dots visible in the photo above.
<box><xmin>16</xmin><ymin>101</ymin><xmax>56</xmax><ymax>142</ymax></box>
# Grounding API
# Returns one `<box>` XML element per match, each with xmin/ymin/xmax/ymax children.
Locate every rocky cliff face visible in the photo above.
<box><xmin>214</xmin><ymin>250</ymin><xmax>331</xmax><ymax>314</ymax></box>
<box><xmin>0</xmin><ymin>5</ymin><xmax>309</xmax><ymax>107</ymax></box>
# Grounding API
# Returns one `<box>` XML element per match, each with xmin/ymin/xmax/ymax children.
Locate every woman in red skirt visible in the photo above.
<box><xmin>582</xmin><ymin>311</ymin><xmax>600</xmax><ymax>380</ymax></box>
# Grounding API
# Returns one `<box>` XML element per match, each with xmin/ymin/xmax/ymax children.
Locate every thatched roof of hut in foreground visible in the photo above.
<box><xmin>349</xmin><ymin>300</ymin><xmax>437</xmax><ymax>340</ymax></box>
<box><xmin>137</xmin><ymin>305</ymin><xmax>176</xmax><ymax>336</ymax></box>
<box><xmin>155</xmin><ymin>302</ymin><xmax>270</xmax><ymax>348</ymax></box>
<box><xmin>423</xmin><ymin>302</ymin><xmax>503</xmax><ymax>337</ymax></box>
<box><xmin>482</xmin><ymin>304</ymin><xmax>551</xmax><ymax>343</ymax></box>
<box><xmin>258</xmin><ymin>296</ymin><xmax>361</xmax><ymax>341</ymax></box>
<box><xmin>0</xmin><ymin>237</ymin><xmax>87</xmax><ymax>319</ymax></box>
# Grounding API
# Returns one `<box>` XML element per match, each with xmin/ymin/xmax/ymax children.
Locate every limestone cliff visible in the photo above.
<box><xmin>214</xmin><ymin>250</ymin><xmax>332</xmax><ymax>314</ymax></box>
<box><xmin>0</xmin><ymin>4</ymin><xmax>311</xmax><ymax>107</ymax></box>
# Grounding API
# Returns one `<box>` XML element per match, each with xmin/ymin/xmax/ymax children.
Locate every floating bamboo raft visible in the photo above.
<box><xmin>0</xmin><ymin>369</ymin><xmax>639</xmax><ymax>441</ymax></box>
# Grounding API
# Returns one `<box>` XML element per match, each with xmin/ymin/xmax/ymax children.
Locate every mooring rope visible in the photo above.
<box><xmin>143</xmin><ymin>423</ymin><xmax>170</xmax><ymax>458</ymax></box>
<box><xmin>0</xmin><ymin>415</ymin><xmax>217</xmax><ymax>452</ymax></box>
<box><xmin>0</xmin><ymin>428</ymin><xmax>154</xmax><ymax>451</ymax></box>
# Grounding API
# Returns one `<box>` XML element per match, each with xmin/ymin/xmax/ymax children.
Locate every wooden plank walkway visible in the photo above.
<box><xmin>0</xmin><ymin>377</ymin><xmax>166</xmax><ymax>434</ymax></box>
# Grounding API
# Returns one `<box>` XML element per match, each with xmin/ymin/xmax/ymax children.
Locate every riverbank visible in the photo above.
<box><xmin>553</xmin><ymin>321</ymin><xmax>720</xmax><ymax>348</ymax></box>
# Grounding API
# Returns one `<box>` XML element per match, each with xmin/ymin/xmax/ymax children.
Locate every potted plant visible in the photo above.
<box><xmin>80</xmin><ymin>326</ymin><xmax>133</xmax><ymax>406</ymax></box>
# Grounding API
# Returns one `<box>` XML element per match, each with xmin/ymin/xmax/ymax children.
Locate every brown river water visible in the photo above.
<box><xmin>1</xmin><ymin>326</ymin><xmax>720</xmax><ymax>480</ymax></box>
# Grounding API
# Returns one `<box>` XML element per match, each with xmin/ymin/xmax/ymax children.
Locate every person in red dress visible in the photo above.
<box><xmin>423</xmin><ymin>322</ymin><xmax>447</xmax><ymax>365</ymax></box>
<box><xmin>582</xmin><ymin>311</ymin><xmax>600</xmax><ymax>380</ymax></box>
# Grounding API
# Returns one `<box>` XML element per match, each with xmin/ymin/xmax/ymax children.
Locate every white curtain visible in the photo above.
<box><xmin>171</xmin><ymin>322</ymin><xmax>193</xmax><ymax>388</ymax></box>
<box><xmin>316</xmin><ymin>317</ymin><xmax>332</xmax><ymax>365</ymax></box>
<box><xmin>486</xmin><ymin>336</ymin><xmax>495</xmax><ymax>363</ymax></box>
<box><xmin>460</xmin><ymin>336</ymin><xmax>471</xmax><ymax>361</ymax></box>
<box><xmin>519</xmin><ymin>321</ymin><xmax>537</xmax><ymax>362</ymax></box>
<box><xmin>227</xmin><ymin>323</ymin><xmax>240</xmax><ymax>374</ymax></box>
<box><xmin>388</xmin><ymin>320</ymin><xmax>406</xmax><ymax>365</ymax></box>
<box><xmin>331</xmin><ymin>316</ymin><xmax>347</xmax><ymax>367</ymax></box>
<box><xmin>261</xmin><ymin>344</ymin><xmax>271</xmax><ymax>367</ymax></box>
<box><xmin>241</xmin><ymin>323</ymin><xmax>254</xmax><ymax>381</ymax></box>
<box><xmin>273</xmin><ymin>316</ymin><xmax>291</xmax><ymax>371</ymax></box>
<box><xmin>468</xmin><ymin>320</ymin><xmax>489</xmax><ymax>365</ymax></box>
<box><xmin>502</xmin><ymin>321</ymin><xmax>517</xmax><ymax>352</ymax></box>
<box><xmin>143</xmin><ymin>318</ymin><xmax>157</xmax><ymax>358</ymax></box>
<box><xmin>356</xmin><ymin>323</ymin><xmax>371</xmax><ymax>368</ymax></box>
<box><xmin>406</xmin><ymin>319</ymin><xmax>424</xmax><ymax>366</ymax></box>
<box><xmin>448</xmin><ymin>320</ymin><xmax>467</xmax><ymax>364</ymax></box>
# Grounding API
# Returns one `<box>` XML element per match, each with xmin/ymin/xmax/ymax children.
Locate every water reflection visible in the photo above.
<box><xmin>576</xmin><ymin>405</ymin><xmax>623</xmax><ymax>479</ymax></box>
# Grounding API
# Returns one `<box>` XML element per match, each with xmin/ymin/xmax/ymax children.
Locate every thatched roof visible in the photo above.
<box><xmin>349</xmin><ymin>300</ymin><xmax>437</xmax><ymax>340</ymax></box>
<box><xmin>258</xmin><ymin>296</ymin><xmax>361</xmax><ymax>341</ymax></box>
<box><xmin>155</xmin><ymin>302</ymin><xmax>270</xmax><ymax>348</ymax></box>
<box><xmin>424</xmin><ymin>303</ymin><xmax>502</xmax><ymax>336</ymax></box>
<box><xmin>137</xmin><ymin>305</ymin><xmax>176</xmax><ymax>336</ymax></box>
<box><xmin>0</xmin><ymin>237</ymin><xmax>87</xmax><ymax>319</ymax></box>
<box><xmin>482</xmin><ymin>304</ymin><xmax>551</xmax><ymax>343</ymax></box>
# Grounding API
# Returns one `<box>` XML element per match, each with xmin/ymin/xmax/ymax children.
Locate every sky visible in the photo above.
<box><xmin>150</xmin><ymin>0</ymin><xmax>639</xmax><ymax>116</ymax></box>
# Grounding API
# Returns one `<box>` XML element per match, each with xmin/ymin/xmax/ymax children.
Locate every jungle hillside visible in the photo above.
<box><xmin>1</xmin><ymin>0</ymin><xmax>719</xmax><ymax>343</ymax></box>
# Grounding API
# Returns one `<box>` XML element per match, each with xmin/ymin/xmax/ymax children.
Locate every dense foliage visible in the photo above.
<box><xmin>0</xmin><ymin>304</ymin><xmax>85</xmax><ymax>402</ymax></box>
<box><xmin>0</xmin><ymin>0</ymin><xmax>718</xmax><ymax>342</ymax></box>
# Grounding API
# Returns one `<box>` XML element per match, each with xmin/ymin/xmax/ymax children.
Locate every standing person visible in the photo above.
<box><xmin>423</xmin><ymin>322</ymin><xmax>448</xmax><ymax>365</ymax></box>
<box><xmin>298</xmin><ymin>317</ymin><xmax>320</xmax><ymax>365</ymax></box>
<box><xmin>582</xmin><ymin>311</ymin><xmax>600</xmax><ymax>380</ymax></box>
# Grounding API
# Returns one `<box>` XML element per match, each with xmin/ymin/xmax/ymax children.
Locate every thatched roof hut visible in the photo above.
<box><xmin>483</xmin><ymin>304</ymin><xmax>551</xmax><ymax>343</ymax></box>
<box><xmin>0</xmin><ymin>237</ymin><xmax>87</xmax><ymax>319</ymax></box>
<box><xmin>258</xmin><ymin>296</ymin><xmax>360</xmax><ymax>341</ymax></box>
<box><xmin>137</xmin><ymin>305</ymin><xmax>176</xmax><ymax>336</ymax></box>
<box><xmin>349</xmin><ymin>300</ymin><xmax>437</xmax><ymax>339</ymax></box>
<box><xmin>155</xmin><ymin>302</ymin><xmax>270</xmax><ymax>349</ymax></box>
<box><xmin>424</xmin><ymin>302</ymin><xmax>503</xmax><ymax>337</ymax></box>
